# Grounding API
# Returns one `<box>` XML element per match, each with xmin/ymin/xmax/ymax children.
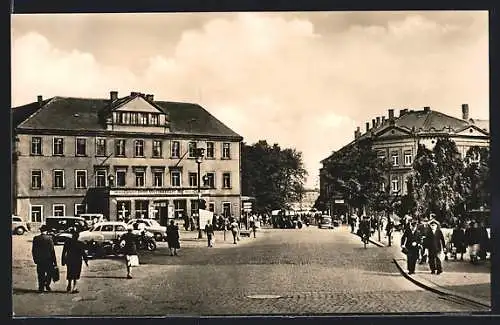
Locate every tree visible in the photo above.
<box><xmin>463</xmin><ymin>146</ymin><xmax>490</xmax><ymax>211</ymax></box>
<box><xmin>241</xmin><ymin>140</ymin><xmax>307</xmax><ymax>212</ymax></box>
<box><xmin>409</xmin><ymin>138</ymin><xmax>467</xmax><ymax>223</ymax></box>
<box><xmin>321</xmin><ymin>139</ymin><xmax>391</xmax><ymax>214</ymax></box>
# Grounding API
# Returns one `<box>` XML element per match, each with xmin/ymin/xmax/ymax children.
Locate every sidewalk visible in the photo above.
<box><xmin>367</xmin><ymin>230</ymin><xmax>491</xmax><ymax>308</ymax></box>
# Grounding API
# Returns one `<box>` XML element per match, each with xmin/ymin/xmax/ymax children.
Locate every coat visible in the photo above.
<box><xmin>451</xmin><ymin>228</ymin><xmax>467</xmax><ymax>253</ymax></box>
<box><xmin>62</xmin><ymin>238</ymin><xmax>88</xmax><ymax>280</ymax></box>
<box><xmin>401</xmin><ymin>228</ymin><xmax>422</xmax><ymax>253</ymax></box>
<box><xmin>166</xmin><ymin>224</ymin><xmax>180</xmax><ymax>249</ymax></box>
<box><xmin>423</xmin><ymin>228</ymin><xmax>446</xmax><ymax>254</ymax></box>
<box><xmin>32</xmin><ymin>233</ymin><xmax>57</xmax><ymax>266</ymax></box>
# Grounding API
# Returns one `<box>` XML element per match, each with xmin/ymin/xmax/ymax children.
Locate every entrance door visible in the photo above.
<box><xmin>222</xmin><ymin>202</ymin><xmax>231</xmax><ymax>218</ymax></box>
<box><xmin>155</xmin><ymin>200</ymin><xmax>169</xmax><ymax>226</ymax></box>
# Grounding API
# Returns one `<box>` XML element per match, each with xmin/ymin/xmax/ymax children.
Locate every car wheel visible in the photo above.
<box><xmin>14</xmin><ymin>227</ymin><xmax>25</xmax><ymax>235</ymax></box>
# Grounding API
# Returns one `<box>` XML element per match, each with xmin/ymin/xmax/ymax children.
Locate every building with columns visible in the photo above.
<box><xmin>319</xmin><ymin>104</ymin><xmax>489</xmax><ymax>214</ymax></box>
<box><xmin>12</xmin><ymin>91</ymin><xmax>243</xmax><ymax>227</ymax></box>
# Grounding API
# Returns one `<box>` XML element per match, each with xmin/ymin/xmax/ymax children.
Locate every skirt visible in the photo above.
<box><xmin>168</xmin><ymin>240</ymin><xmax>180</xmax><ymax>249</ymax></box>
<box><xmin>66</xmin><ymin>261</ymin><xmax>83</xmax><ymax>280</ymax></box>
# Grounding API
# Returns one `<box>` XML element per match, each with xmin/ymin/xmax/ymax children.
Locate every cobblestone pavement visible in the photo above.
<box><xmin>12</xmin><ymin>226</ymin><xmax>488</xmax><ymax>316</ymax></box>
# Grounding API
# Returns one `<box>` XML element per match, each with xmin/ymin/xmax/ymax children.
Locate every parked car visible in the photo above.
<box><xmin>79</xmin><ymin>213</ymin><xmax>106</xmax><ymax>227</ymax></box>
<box><xmin>12</xmin><ymin>215</ymin><xmax>30</xmax><ymax>235</ymax></box>
<box><xmin>319</xmin><ymin>215</ymin><xmax>334</xmax><ymax>229</ymax></box>
<box><xmin>44</xmin><ymin>216</ymin><xmax>89</xmax><ymax>244</ymax></box>
<box><xmin>79</xmin><ymin>221</ymin><xmax>129</xmax><ymax>244</ymax></box>
<box><xmin>127</xmin><ymin>218</ymin><xmax>167</xmax><ymax>241</ymax></box>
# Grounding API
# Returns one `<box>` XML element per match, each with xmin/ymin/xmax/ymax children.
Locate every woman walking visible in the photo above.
<box><xmin>166</xmin><ymin>220</ymin><xmax>180</xmax><ymax>256</ymax></box>
<box><xmin>61</xmin><ymin>229</ymin><xmax>88</xmax><ymax>293</ymax></box>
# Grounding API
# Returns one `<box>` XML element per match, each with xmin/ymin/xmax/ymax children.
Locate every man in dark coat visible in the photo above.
<box><xmin>205</xmin><ymin>219</ymin><xmax>214</xmax><ymax>247</ymax></box>
<box><xmin>401</xmin><ymin>220</ymin><xmax>421</xmax><ymax>275</ymax></box>
<box><xmin>451</xmin><ymin>222</ymin><xmax>467</xmax><ymax>261</ymax></box>
<box><xmin>424</xmin><ymin>220</ymin><xmax>446</xmax><ymax>274</ymax></box>
<box><xmin>32</xmin><ymin>225</ymin><xmax>57</xmax><ymax>292</ymax></box>
<box><xmin>121</xmin><ymin>227</ymin><xmax>138</xmax><ymax>279</ymax></box>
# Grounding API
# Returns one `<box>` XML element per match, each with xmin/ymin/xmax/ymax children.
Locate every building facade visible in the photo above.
<box><xmin>12</xmin><ymin>91</ymin><xmax>243</xmax><ymax>227</ymax></box>
<box><xmin>319</xmin><ymin>104</ymin><xmax>489</xmax><ymax>214</ymax></box>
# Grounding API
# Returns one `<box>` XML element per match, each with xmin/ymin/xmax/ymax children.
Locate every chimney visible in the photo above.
<box><xmin>366</xmin><ymin>122</ymin><xmax>370</xmax><ymax>132</ymax></box>
<box><xmin>423</xmin><ymin>106</ymin><xmax>431</xmax><ymax>112</ymax></box>
<box><xmin>110</xmin><ymin>91</ymin><xmax>118</xmax><ymax>102</ymax></box>
<box><xmin>376</xmin><ymin>117</ymin><xmax>381</xmax><ymax>126</ymax></box>
<box><xmin>146</xmin><ymin>94</ymin><xmax>154</xmax><ymax>101</ymax></box>
<box><xmin>372</xmin><ymin>118</ymin><xmax>376</xmax><ymax>128</ymax></box>
<box><xmin>354</xmin><ymin>126</ymin><xmax>361</xmax><ymax>139</ymax></box>
<box><xmin>130</xmin><ymin>91</ymin><xmax>139</xmax><ymax>96</ymax></box>
<box><xmin>388</xmin><ymin>109</ymin><xmax>394</xmax><ymax>119</ymax></box>
<box><xmin>37</xmin><ymin>95</ymin><xmax>43</xmax><ymax>105</ymax></box>
<box><xmin>382</xmin><ymin>116</ymin><xmax>386</xmax><ymax>124</ymax></box>
<box><xmin>462</xmin><ymin>104</ymin><xmax>469</xmax><ymax>120</ymax></box>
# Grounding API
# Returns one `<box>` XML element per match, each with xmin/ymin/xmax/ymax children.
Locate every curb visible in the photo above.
<box><xmin>392</xmin><ymin>258</ymin><xmax>491</xmax><ymax>308</ymax></box>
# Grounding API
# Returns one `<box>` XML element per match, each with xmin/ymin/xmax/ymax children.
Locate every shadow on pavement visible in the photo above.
<box><xmin>82</xmin><ymin>275</ymin><xmax>129</xmax><ymax>279</ymax></box>
<box><xmin>13</xmin><ymin>287</ymin><xmax>68</xmax><ymax>294</ymax></box>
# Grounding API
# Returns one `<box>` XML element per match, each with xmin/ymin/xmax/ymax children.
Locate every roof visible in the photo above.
<box><xmin>468</xmin><ymin>118</ymin><xmax>489</xmax><ymax>132</ymax></box>
<box><xmin>13</xmin><ymin>95</ymin><xmax>242</xmax><ymax>139</ymax></box>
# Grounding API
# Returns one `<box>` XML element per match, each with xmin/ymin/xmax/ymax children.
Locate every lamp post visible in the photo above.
<box><xmin>107</xmin><ymin>174</ymin><xmax>115</xmax><ymax>220</ymax></box>
<box><xmin>196</xmin><ymin>148</ymin><xmax>205</xmax><ymax>239</ymax></box>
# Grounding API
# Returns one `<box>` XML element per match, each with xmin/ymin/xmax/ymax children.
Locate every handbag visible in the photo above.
<box><xmin>51</xmin><ymin>266</ymin><xmax>60</xmax><ymax>282</ymax></box>
<box><xmin>401</xmin><ymin>247</ymin><xmax>409</xmax><ymax>255</ymax></box>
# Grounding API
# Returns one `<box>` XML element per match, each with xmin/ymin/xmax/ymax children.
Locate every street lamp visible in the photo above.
<box><xmin>108</xmin><ymin>174</ymin><xmax>115</xmax><ymax>220</ymax></box>
<box><xmin>195</xmin><ymin>147</ymin><xmax>205</xmax><ymax>239</ymax></box>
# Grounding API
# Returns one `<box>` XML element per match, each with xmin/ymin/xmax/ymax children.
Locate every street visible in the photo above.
<box><xmin>12</xmin><ymin>226</ymin><xmax>488</xmax><ymax>316</ymax></box>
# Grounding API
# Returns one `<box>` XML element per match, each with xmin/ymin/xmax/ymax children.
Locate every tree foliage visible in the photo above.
<box><xmin>463</xmin><ymin>146</ymin><xmax>490</xmax><ymax>210</ymax></box>
<box><xmin>320</xmin><ymin>139</ymin><xmax>391</xmax><ymax>213</ymax></box>
<box><xmin>241</xmin><ymin>140</ymin><xmax>307</xmax><ymax>212</ymax></box>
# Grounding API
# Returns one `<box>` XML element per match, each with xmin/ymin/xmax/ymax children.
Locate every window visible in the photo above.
<box><xmin>153</xmin><ymin>170</ymin><xmax>163</xmax><ymax>187</ymax></box>
<box><xmin>206</xmin><ymin>172</ymin><xmax>215</xmax><ymax>188</ymax></box>
<box><xmin>134</xmin><ymin>140</ymin><xmax>144</xmax><ymax>157</ymax></box>
<box><xmin>31</xmin><ymin>137</ymin><xmax>42</xmax><ymax>155</ymax></box>
<box><xmin>115</xmin><ymin>225</ymin><xmax>126</xmax><ymax>232</ymax></box>
<box><xmin>76</xmin><ymin>138</ymin><xmax>87</xmax><ymax>156</ymax></box>
<box><xmin>140</xmin><ymin>113</ymin><xmax>148</xmax><ymax>125</ymax></box>
<box><xmin>188</xmin><ymin>142</ymin><xmax>197</xmax><ymax>158</ymax></box>
<box><xmin>189</xmin><ymin>172</ymin><xmax>198</xmax><ymax>187</ymax></box>
<box><xmin>222</xmin><ymin>143</ymin><xmax>231</xmax><ymax>159</ymax></box>
<box><xmin>404</xmin><ymin>151</ymin><xmax>412</xmax><ymax>166</ymax></box>
<box><xmin>75</xmin><ymin>204</ymin><xmax>86</xmax><ymax>216</ymax></box>
<box><xmin>152</xmin><ymin>140</ymin><xmax>162</xmax><ymax>158</ymax></box>
<box><xmin>31</xmin><ymin>170</ymin><xmax>42</xmax><ymax>189</ymax></box>
<box><xmin>116</xmin><ymin>169</ymin><xmax>126</xmax><ymax>187</ymax></box>
<box><xmin>53</xmin><ymin>204</ymin><xmax>65</xmax><ymax>216</ymax></box>
<box><xmin>135</xmin><ymin>170</ymin><xmax>145</xmax><ymax>187</ymax></box>
<box><xmin>101</xmin><ymin>225</ymin><xmax>114</xmax><ymax>232</ymax></box>
<box><xmin>171</xmin><ymin>141</ymin><xmax>180</xmax><ymax>158</ymax></box>
<box><xmin>150</xmin><ymin>114</ymin><xmax>159</xmax><ymax>126</ymax></box>
<box><xmin>206</xmin><ymin>142</ymin><xmax>215</xmax><ymax>158</ymax></box>
<box><xmin>391</xmin><ymin>151</ymin><xmax>399</xmax><ymax>167</ymax></box>
<box><xmin>115</xmin><ymin>139</ymin><xmax>126</xmax><ymax>157</ymax></box>
<box><xmin>130</xmin><ymin>113</ymin><xmax>138</xmax><ymax>125</ymax></box>
<box><xmin>53</xmin><ymin>137</ymin><xmax>64</xmax><ymax>156</ymax></box>
<box><xmin>377</xmin><ymin>151</ymin><xmax>385</xmax><ymax>160</ymax></box>
<box><xmin>391</xmin><ymin>178</ymin><xmax>400</xmax><ymax>193</ymax></box>
<box><xmin>95</xmin><ymin>170</ymin><xmax>107</xmax><ymax>187</ymax></box>
<box><xmin>190</xmin><ymin>200</ymin><xmax>199</xmax><ymax>216</ymax></box>
<box><xmin>208</xmin><ymin>202</ymin><xmax>215</xmax><ymax>212</ymax></box>
<box><xmin>53</xmin><ymin>170</ymin><xmax>65</xmax><ymax>189</ymax></box>
<box><xmin>30</xmin><ymin>205</ymin><xmax>43</xmax><ymax>223</ymax></box>
<box><xmin>135</xmin><ymin>200</ymin><xmax>149</xmax><ymax>218</ymax></box>
<box><xmin>222</xmin><ymin>202</ymin><xmax>231</xmax><ymax>218</ymax></box>
<box><xmin>171</xmin><ymin>171</ymin><xmax>181</xmax><ymax>187</ymax></box>
<box><xmin>96</xmin><ymin>138</ymin><xmax>107</xmax><ymax>156</ymax></box>
<box><xmin>222</xmin><ymin>172</ymin><xmax>231</xmax><ymax>188</ymax></box>
<box><xmin>75</xmin><ymin>170</ymin><xmax>87</xmax><ymax>189</ymax></box>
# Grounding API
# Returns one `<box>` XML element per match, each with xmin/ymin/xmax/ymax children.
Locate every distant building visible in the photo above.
<box><xmin>290</xmin><ymin>188</ymin><xmax>320</xmax><ymax>212</ymax></box>
<box><xmin>12</xmin><ymin>91</ymin><xmax>243</xmax><ymax>227</ymax></box>
<box><xmin>319</xmin><ymin>104</ymin><xmax>489</xmax><ymax>214</ymax></box>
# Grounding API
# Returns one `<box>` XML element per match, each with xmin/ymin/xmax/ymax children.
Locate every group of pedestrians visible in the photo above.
<box><xmin>400</xmin><ymin>215</ymin><xmax>490</xmax><ymax>275</ymax></box>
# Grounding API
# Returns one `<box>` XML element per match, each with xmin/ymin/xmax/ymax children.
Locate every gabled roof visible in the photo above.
<box><xmin>468</xmin><ymin>118</ymin><xmax>489</xmax><ymax>133</ymax></box>
<box><xmin>13</xmin><ymin>95</ymin><xmax>242</xmax><ymax>139</ymax></box>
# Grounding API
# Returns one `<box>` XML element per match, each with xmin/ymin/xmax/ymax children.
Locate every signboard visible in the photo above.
<box><xmin>334</xmin><ymin>199</ymin><xmax>345</xmax><ymax>204</ymax></box>
<box><xmin>148</xmin><ymin>205</ymin><xmax>158</xmax><ymax>219</ymax></box>
<box><xmin>199</xmin><ymin>209</ymin><xmax>214</xmax><ymax>229</ymax></box>
<box><xmin>243</xmin><ymin>202</ymin><xmax>252</xmax><ymax>212</ymax></box>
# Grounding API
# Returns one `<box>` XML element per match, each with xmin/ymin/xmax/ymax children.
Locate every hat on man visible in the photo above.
<box><xmin>429</xmin><ymin>219</ymin><xmax>439</xmax><ymax>226</ymax></box>
<box><xmin>39</xmin><ymin>224</ymin><xmax>48</xmax><ymax>232</ymax></box>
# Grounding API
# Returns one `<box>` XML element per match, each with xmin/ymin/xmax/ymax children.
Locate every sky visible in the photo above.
<box><xmin>11</xmin><ymin>11</ymin><xmax>489</xmax><ymax>188</ymax></box>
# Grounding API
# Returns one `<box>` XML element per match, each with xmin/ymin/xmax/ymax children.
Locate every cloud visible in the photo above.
<box><xmin>11</xmin><ymin>12</ymin><xmax>488</xmax><ymax>187</ymax></box>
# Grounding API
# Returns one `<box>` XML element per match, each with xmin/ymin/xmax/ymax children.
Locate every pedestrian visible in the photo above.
<box><xmin>418</xmin><ymin>218</ymin><xmax>430</xmax><ymax>264</ymax></box>
<box><xmin>205</xmin><ymin>219</ymin><xmax>214</xmax><ymax>247</ymax></box>
<box><xmin>166</xmin><ymin>220</ymin><xmax>180</xmax><ymax>256</ymax></box>
<box><xmin>230</xmin><ymin>218</ymin><xmax>239</xmax><ymax>244</ymax></box>
<box><xmin>32</xmin><ymin>225</ymin><xmax>58</xmax><ymax>292</ymax></box>
<box><xmin>385</xmin><ymin>218</ymin><xmax>394</xmax><ymax>246</ymax></box>
<box><xmin>251</xmin><ymin>218</ymin><xmax>257</xmax><ymax>238</ymax></box>
<box><xmin>423</xmin><ymin>219</ymin><xmax>446</xmax><ymax>275</ymax></box>
<box><xmin>450</xmin><ymin>222</ymin><xmax>467</xmax><ymax>261</ymax></box>
<box><xmin>478</xmin><ymin>221</ymin><xmax>490</xmax><ymax>261</ymax></box>
<box><xmin>61</xmin><ymin>228</ymin><xmax>89</xmax><ymax>293</ymax></box>
<box><xmin>400</xmin><ymin>220</ymin><xmax>421</xmax><ymax>275</ymax></box>
<box><xmin>121</xmin><ymin>227</ymin><xmax>138</xmax><ymax>279</ymax></box>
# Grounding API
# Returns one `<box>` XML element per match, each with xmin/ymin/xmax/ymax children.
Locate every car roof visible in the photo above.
<box><xmin>93</xmin><ymin>221</ymin><xmax>127</xmax><ymax>226</ymax></box>
<box><xmin>46</xmin><ymin>216</ymin><xmax>85</xmax><ymax>220</ymax></box>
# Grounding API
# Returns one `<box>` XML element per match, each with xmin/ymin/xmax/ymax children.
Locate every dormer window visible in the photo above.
<box><xmin>114</xmin><ymin>111</ymin><xmax>162</xmax><ymax>126</ymax></box>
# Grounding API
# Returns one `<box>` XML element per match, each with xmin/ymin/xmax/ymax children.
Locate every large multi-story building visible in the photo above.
<box><xmin>12</xmin><ymin>91</ymin><xmax>243</xmax><ymax>227</ymax></box>
<box><xmin>319</xmin><ymin>104</ymin><xmax>489</xmax><ymax>214</ymax></box>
